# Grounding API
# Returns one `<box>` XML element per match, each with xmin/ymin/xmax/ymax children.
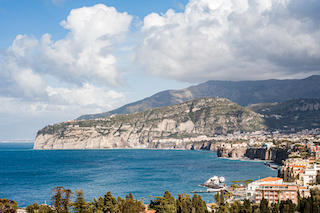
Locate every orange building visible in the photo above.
<box><xmin>255</xmin><ymin>183</ymin><xmax>298</xmax><ymax>204</ymax></box>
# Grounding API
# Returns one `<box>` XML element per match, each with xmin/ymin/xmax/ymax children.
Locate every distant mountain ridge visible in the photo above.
<box><xmin>77</xmin><ymin>75</ymin><xmax>320</xmax><ymax>120</ymax></box>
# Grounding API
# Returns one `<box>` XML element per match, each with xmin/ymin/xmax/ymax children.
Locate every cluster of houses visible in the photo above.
<box><xmin>238</xmin><ymin>130</ymin><xmax>320</xmax><ymax>206</ymax></box>
<box><xmin>243</xmin><ymin>158</ymin><xmax>320</xmax><ymax>205</ymax></box>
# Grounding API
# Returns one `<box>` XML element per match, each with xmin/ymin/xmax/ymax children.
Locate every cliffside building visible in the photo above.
<box><xmin>280</xmin><ymin>159</ymin><xmax>310</xmax><ymax>182</ymax></box>
<box><xmin>298</xmin><ymin>164</ymin><xmax>320</xmax><ymax>186</ymax></box>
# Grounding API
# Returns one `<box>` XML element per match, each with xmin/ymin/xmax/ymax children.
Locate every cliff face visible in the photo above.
<box><xmin>34</xmin><ymin>97</ymin><xmax>266</xmax><ymax>150</ymax></box>
<box><xmin>216</xmin><ymin>147</ymin><xmax>248</xmax><ymax>159</ymax></box>
<box><xmin>149</xmin><ymin>141</ymin><xmax>220</xmax><ymax>151</ymax></box>
<box><xmin>217</xmin><ymin>147</ymin><xmax>288</xmax><ymax>164</ymax></box>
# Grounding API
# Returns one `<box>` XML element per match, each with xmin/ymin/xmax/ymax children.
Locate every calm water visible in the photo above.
<box><xmin>0</xmin><ymin>143</ymin><xmax>277</xmax><ymax>207</ymax></box>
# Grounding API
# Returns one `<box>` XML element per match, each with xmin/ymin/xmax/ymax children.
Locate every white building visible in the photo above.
<box><xmin>299</xmin><ymin>164</ymin><xmax>320</xmax><ymax>186</ymax></box>
<box><xmin>246</xmin><ymin>177</ymin><xmax>283</xmax><ymax>202</ymax></box>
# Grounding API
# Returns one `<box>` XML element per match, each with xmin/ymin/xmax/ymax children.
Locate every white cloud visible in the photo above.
<box><xmin>46</xmin><ymin>83</ymin><xmax>125</xmax><ymax>109</ymax></box>
<box><xmin>0</xmin><ymin>4</ymin><xmax>132</xmax><ymax>139</ymax></box>
<box><xmin>134</xmin><ymin>0</ymin><xmax>320</xmax><ymax>82</ymax></box>
<box><xmin>0</xmin><ymin>83</ymin><xmax>126</xmax><ymax>140</ymax></box>
<box><xmin>0</xmin><ymin>4</ymin><xmax>133</xmax><ymax>100</ymax></box>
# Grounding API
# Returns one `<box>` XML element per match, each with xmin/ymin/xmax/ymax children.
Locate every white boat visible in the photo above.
<box><xmin>205</xmin><ymin>176</ymin><xmax>225</xmax><ymax>185</ymax></box>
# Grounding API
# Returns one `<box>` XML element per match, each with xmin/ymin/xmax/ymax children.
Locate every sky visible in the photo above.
<box><xmin>0</xmin><ymin>0</ymin><xmax>320</xmax><ymax>140</ymax></box>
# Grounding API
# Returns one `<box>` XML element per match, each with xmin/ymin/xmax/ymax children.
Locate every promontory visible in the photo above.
<box><xmin>33</xmin><ymin>97</ymin><xmax>266</xmax><ymax>149</ymax></box>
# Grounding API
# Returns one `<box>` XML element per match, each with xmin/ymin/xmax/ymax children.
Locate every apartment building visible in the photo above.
<box><xmin>246</xmin><ymin>177</ymin><xmax>283</xmax><ymax>202</ymax></box>
<box><xmin>255</xmin><ymin>183</ymin><xmax>298</xmax><ymax>204</ymax></box>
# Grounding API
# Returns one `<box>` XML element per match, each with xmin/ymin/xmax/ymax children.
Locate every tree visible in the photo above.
<box><xmin>26</xmin><ymin>202</ymin><xmax>40</xmax><ymax>213</ymax></box>
<box><xmin>0</xmin><ymin>198</ymin><xmax>18</xmax><ymax>213</ymax></box>
<box><xmin>279</xmin><ymin>200</ymin><xmax>295</xmax><ymax>213</ymax></box>
<box><xmin>150</xmin><ymin>191</ymin><xmax>176</xmax><ymax>213</ymax></box>
<box><xmin>214</xmin><ymin>193</ymin><xmax>220</xmax><ymax>207</ymax></box>
<box><xmin>271</xmin><ymin>203</ymin><xmax>279</xmax><ymax>213</ymax></box>
<box><xmin>214</xmin><ymin>191</ymin><xmax>229</xmax><ymax>213</ymax></box>
<box><xmin>191</xmin><ymin>194</ymin><xmax>208</xmax><ymax>213</ymax></box>
<box><xmin>241</xmin><ymin>199</ymin><xmax>251</xmax><ymax>213</ymax></box>
<box><xmin>102</xmin><ymin>191</ymin><xmax>118</xmax><ymax>213</ymax></box>
<box><xmin>72</xmin><ymin>189</ymin><xmax>88</xmax><ymax>213</ymax></box>
<box><xmin>176</xmin><ymin>193</ymin><xmax>192</xmax><ymax>213</ymax></box>
<box><xmin>118</xmin><ymin>192</ymin><xmax>144</xmax><ymax>213</ymax></box>
<box><xmin>230</xmin><ymin>200</ymin><xmax>241</xmax><ymax>213</ymax></box>
<box><xmin>50</xmin><ymin>186</ymin><xmax>72</xmax><ymax>213</ymax></box>
<box><xmin>260</xmin><ymin>198</ymin><xmax>269</xmax><ymax>213</ymax></box>
<box><xmin>26</xmin><ymin>203</ymin><xmax>52</xmax><ymax>213</ymax></box>
<box><xmin>39</xmin><ymin>205</ymin><xmax>53</xmax><ymax>213</ymax></box>
<box><xmin>90</xmin><ymin>197</ymin><xmax>104</xmax><ymax>213</ymax></box>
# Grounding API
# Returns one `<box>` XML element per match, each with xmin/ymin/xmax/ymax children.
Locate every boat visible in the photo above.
<box><xmin>264</xmin><ymin>162</ymin><xmax>280</xmax><ymax>170</ymax></box>
<box><xmin>199</xmin><ymin>176</ymin><xmax>226</xmax><ymax>190</ymax></box>
<box><xmin>205</xmin><ymin>176</ymin><xmax>225</xmax><ymax>185</ymax></box>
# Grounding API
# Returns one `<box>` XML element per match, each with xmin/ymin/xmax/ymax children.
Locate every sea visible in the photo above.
<box><xmin>0</xmin><ymin>142</ymin><xmax>277</xmax><ymax>207</ymax></box>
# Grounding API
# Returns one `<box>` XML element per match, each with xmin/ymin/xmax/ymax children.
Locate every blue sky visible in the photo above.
<box><xmin>1</xmin><ymin>0</ymin><xmax>320</xmax><ymax>140</ymax></box>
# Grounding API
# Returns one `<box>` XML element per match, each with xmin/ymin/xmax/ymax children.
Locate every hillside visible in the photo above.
<box><xmin>34</xmin><ymin>97</ymin><xmax>266</xmax><ymax>149</ymax></box>
<box><xmin>77</xmin><ymin>75</ymin><xmax>320</xmax><ymax>120</ymax></box>
<box><xmin>247</xmin><ymin>99</ymin><xmax>320</xmax><ymax>131</ymax></box>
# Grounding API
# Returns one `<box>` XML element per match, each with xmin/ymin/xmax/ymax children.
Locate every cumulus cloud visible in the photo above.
<box><xmin>0</xmin><ymin>4</ymin><xmax>131</xmax><ymax>139</ymax></box>
<box><xmin>46</xmin><ymin>83</ymin><xmax>125</xmax><ymax>109</ymax></box>
<box><xmin>134</xmin><ymin>0</ymin><xmax>320</xmax><ymax>82</ymax></box>
<box><xmin>0</xmin><ymin>4</ymin><xmax>133</xmax><ymax>101</ymax></box>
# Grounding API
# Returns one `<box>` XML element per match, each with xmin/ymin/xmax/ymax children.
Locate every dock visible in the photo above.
<box><xmin>191</xmin><ymin>190</ymin><xmax>215</xmax><ymax>193</ymax></box>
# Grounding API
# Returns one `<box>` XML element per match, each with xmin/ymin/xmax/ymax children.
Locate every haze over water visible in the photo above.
<box><xmin>0</xmin><ymin>143</ymin><xmax>277</xmax><ymax>207</ymax></box>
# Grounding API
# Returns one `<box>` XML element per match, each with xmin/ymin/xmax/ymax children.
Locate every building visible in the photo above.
<box><xmin>280</xmin><ymin>159</ymin><xmax>310</xmax><ymax>182</ymax></box>
<box><xmin>298</xmin><ymin>164</ymin><xmax>320</xmax><ymax>186</ymax></box>
<box><xmin>246</xmin><ymin>177</ymin><xmax>283</xmax><ymax>202</ymax></box>
<box><xmin>255</xmin><ymin>183</ymin><xmax>298</xmax><ymax>204</ymax></box>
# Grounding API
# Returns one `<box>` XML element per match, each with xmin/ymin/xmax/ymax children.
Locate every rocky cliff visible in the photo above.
<box><xmin>150</xmin><ymin>141</ymin><xmax>221</xmax><ymax>151</ymax></box>
<box><xmin>217</xmin><ymin>147</ymin><xmax>289</xmax><ymax>164</ymax></box>
<box><xmin>34</xmin><ymin>97</ymin><xmax>266</xmax><ymax>149</ymax></box>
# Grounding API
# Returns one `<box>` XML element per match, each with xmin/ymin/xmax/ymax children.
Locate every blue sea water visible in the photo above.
<box><xmin>0</xmin><ymin>143</ymin><xmax>277</xmax><ymax>207</ymax></box>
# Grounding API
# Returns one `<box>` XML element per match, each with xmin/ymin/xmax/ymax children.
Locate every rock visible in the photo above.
<box><xmin>34</xmin><ymin>97</ymin><xmax>266</xmax><ymax>150</ymax></box>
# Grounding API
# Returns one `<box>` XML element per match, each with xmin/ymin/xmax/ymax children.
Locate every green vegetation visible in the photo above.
<box><xmin>0</xmin><ymin>198</ymin><xmax>18</xmax><ymax>212</ymax></box>
<box><xmin>26</xmin><ymin>203</ymin><xmax>53</xmax><ymax>213</ymax></box>
<box><xmin>247</xmin><ymin>98</ymin><xmax>320</xmax><ymax>131</ymax></box>
<box><xmin>149</xmin><ymin>191</ymin><xmax>207</xmax><ymax>213</ymax></box>
<box><xmin>51</xmin><ymin>186</ymin><xmax>73</xmax><ymax>213</ymax></box>
<box><xmin>7</xmin><ymin>186</ymin><xmax>320</xmax><ymax>213</ymax></box>
<box><xmin>37</xmin><ymin>97</ymin><xmax>267</xmax><ymax>141</ymax></box>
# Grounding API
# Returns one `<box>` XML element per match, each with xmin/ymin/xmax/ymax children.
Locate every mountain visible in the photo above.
<box><xmin>247</xmin><ymin>98</ymin><xmax>320</xmax><ymax>132</ymax></box>
<box><xmin>77</xmin><ymin>75</ymin><xmax>320</xmax><ymax>120</ymax></box>
<box><xmin>34</xmin><ymin>97</ymin><xmax>266</xmax><ymax>149</ymax></box>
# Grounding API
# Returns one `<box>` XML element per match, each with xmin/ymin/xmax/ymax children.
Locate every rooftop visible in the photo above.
<box><xmin>259</xmin><ymin>177</ymin><xmax>282</xmax><ymax>182</ymax></box>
